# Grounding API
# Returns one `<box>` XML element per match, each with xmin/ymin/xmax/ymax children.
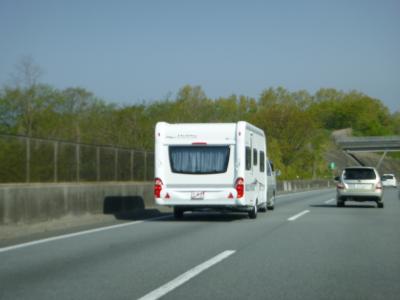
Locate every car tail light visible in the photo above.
<box><xmin>154</xmin><ymin>178</ymin><xmax>163</xmax><ymax>198</ymax></box>
<box><xmin>337</xmin><ymin>183</ymin><xmax>345</xmax><ymax>189</ymax></box>
<box><xmin>376</xmin><ymin>182</ymin><xmax>382</xmax><ymax>190</ymax></box>
<box><xmin>235</xmin><ymin>178</ymin><xmax>244</xmax><ymax>198</ymax></box>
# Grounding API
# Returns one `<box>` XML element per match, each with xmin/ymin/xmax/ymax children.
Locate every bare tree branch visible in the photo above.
<box><xmin>10</xmin><ymin>55</ymin><xmax>43</xmax><ymax>89</ymax></box>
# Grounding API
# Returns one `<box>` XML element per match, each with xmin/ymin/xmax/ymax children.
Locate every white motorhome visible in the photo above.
<box><xmin>154</xmin><ymin>121</ymin><xmax>274</xmax><ymax>219</ymax></box>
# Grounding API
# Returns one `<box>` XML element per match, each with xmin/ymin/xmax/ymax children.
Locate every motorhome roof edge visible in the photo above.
<box><xmin>156</xmin><ymin>121</ymin><xmax>264</xmax><ymax>134</ymax></box>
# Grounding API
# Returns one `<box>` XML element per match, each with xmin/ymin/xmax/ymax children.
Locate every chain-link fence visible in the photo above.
<box><xmin>0</xmin><ymin>134</ymin><xmax>154</xmax><ymax>183</ymax></box>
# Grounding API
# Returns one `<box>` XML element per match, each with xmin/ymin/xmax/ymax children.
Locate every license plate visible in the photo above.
<box><xmin>191</xmin><ymin>191</ymin><xmax>204</xmax><ymax>200</ymax></box>
<box><xmin>354</xmin><ymin>184</ymin><xmax>371</xmax><ymax>190</ymax></box>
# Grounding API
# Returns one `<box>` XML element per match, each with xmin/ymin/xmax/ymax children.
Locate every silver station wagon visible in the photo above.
<box><xmin>335</xmin><ymin>167</ymin><xmax>384</xmax><ymax>208</ymax></box>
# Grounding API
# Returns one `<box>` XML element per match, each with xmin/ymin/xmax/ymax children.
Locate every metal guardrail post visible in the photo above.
<box><xmin>114</xmin><ymin>148</ymin><xmax>118</xmax><ymax>181</ymax></box>
<box><xmin>54</xmin><ymin>141</ymin><xmax>58</xmax><ymax>182</ymax></box>
<box><xmin>96</xmin><ymin>146</ymin><xmax>100</xmax><ymax>181</ymax></box>
<box><xmin>130</xmin><ymin>150</ymin><xmax>134</xmax><ymax>181</ymax></box>
<box><xmin>26</xmin><ymin>137</ymin><xmax>30</xmax><ymax>183</ymax></box>
<box><xmin>144</xmin><ymin>151</ymin><xmax>147</xmax><ymax>181</ymax></box>
<box><xmin>76</xmin><ymin>143</ymin><xmax>80</xmax><ymax>182</ymax></box>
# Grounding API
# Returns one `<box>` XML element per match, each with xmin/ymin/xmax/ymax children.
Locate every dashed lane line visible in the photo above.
<box><xmin>288</xmin><ymin>210</ymin><xmax>310</xmax><ymax>221</ymax></box>
<box><xmin>138</xmin><ymin>250</ymin><xmax>236</xmax><ymax>300</ymax></box>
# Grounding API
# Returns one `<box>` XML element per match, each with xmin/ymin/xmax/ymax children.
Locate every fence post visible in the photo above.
<box><xmin>54</xmin><ymin>141</ymin><xmax>58</xmax><ymax>182</ymax></box>
<box><xmin>114</xmin><ymin>148</ymin><xmax>118</xmax><ymax>181</ymax></box>
<box><xmin>96</xmin><ymin>147</ymin><xmax>100</xmax><ymax>181</ymax></box>
<box><xmin>130</xmin><ymin>150</ymin><xmax>134</xmax><ymax>181</ymax></box>
<box><xmin>76</xmin><ymin>143</ymin><xmax>80</xmax><ymax>182</ymax></box>
<box><xmin>26</xmin><ymin>137</ymin><xmax>30</xmax><ymax>183</ymax></box>
<box><xmin>144</xmin><ymin>151</ymin><xmax>147</xmax><ymax>181</ymax></box>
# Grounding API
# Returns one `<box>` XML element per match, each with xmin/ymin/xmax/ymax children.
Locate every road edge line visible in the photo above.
<box><xmin>0</xmin><ymin>215</ymin><xmax>172</xmax><ymax>253</ymax></box>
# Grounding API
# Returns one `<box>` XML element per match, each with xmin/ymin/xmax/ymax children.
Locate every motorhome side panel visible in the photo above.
<box><xmin>241</xmin><ymin>122</ymin><xmax>267</xmax><ymax>208</ymax></box>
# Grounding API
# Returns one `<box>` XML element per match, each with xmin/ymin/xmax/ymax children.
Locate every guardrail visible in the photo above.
<box><xmin>0</xmin><ymin>134</ymin><xmax>154</xmax><ymax>183</ymax></box>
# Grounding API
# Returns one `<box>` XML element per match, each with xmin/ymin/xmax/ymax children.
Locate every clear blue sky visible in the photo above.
<box><xmin>1</xmin><ymin>0</ymin><xmax>399</xmax><ymax>112</ymax></box>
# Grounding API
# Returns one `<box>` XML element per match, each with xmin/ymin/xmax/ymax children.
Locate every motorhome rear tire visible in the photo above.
<box><xmin>248</xmin><ymin>204</ymin><xmax>258</xmax><ymax>219</ymax></box>
<box><xmin>267</xmin><ymin>194</ymin><xmax>275</xmax><ymax>210</ymax></box>
<box><xmin>173</xmin><ymin>207</ymin><xmax>184</xmax><ymax>219</ymax></box>
<box><xmin>259</xmin><ymin>202</ymin><xmax>267</xmax><ymax>212</ymax></box>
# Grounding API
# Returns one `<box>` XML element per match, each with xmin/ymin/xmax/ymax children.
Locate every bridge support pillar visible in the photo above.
<box><xmin>376</xmin><ymin>151</ymin><xmax>388</xmax><ymax>170</ymax></box>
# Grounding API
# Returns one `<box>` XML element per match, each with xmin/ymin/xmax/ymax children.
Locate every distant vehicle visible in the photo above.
<box><xmin>266</xmin><ymin>160</ymin><xmax>277</xmax><ymax>210</ymax></box>
<box><xmin>335</xmin><ymin>166</ymin><xmax>384</xmax><ymax>208</ymax></box>
<box><xmin>381</xmin><ymin>174</ymin><xmax>397</xmax><ymax>188</ymax></box>
<box><xmin>154</xmin><ymin>121</ymin><xmax>273</xmax><ymax>219</ymax></box>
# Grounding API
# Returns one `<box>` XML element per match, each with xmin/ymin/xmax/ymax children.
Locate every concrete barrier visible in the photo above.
<box><xmin>0</xmin><ymin>179</ymin><xmax>334</xmax><ymax>226</ymax></box>
<box><xmin>277</xmin><ymin>179</ymin><xmax>334</xmax><ymax>193</ymax></box>
<box><xmin>0</xmin><ymin>182</ymin><xmax>155</xmax><ymax>225</ymax></box>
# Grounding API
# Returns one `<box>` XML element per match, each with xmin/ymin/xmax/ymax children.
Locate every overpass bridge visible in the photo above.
<box><xmin>336</xmin><ymin>136</ymin><xmax>400</xmax><ymax>168</ymax></box>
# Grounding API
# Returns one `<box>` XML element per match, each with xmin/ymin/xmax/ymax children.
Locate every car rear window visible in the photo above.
<box><xmin>382</xmin><ymin>175</ymin><xmax>394</xmax><ymax>180</ymax></box>
<box><xmin>169</xmin><ymin>145</ymin><xmax>230</xmax><ymax>174</ymax></box>
<box><xmin>343</xmin><ymin>168</ymin><xmax>376</xmax><ymax>180</ymax></box>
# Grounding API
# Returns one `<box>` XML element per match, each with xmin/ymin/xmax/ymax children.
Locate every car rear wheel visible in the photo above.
<box><xmin>377</xmin><ymin>202</ymin><xmax>384</xmax><ymax>208</ymax></box>
<box><xmin>336</xmin><ymin>199</ymin><xmax>345</xmax><ymax>207</ymax></box>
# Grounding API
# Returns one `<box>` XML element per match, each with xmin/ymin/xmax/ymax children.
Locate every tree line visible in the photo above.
<box><xmin>1</xmin><ymin>59</ymin><xmax>399</xmax><ymax>180</ymax></box>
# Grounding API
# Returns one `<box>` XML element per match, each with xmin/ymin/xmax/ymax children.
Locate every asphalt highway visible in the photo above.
<box><xmin>1</xmin><ymin>188</ymin><xmax>400</xmax><ymax>300</ymax></box>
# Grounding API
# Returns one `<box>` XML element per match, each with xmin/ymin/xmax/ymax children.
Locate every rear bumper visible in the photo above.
<box><xmin>336</xmin><ymin>189</ymin><xmax>383</xmax><ymax>202</ymax></box>
<box><xmin>155</xmin><ymin>187</ymin><xmax>251</xmax><ymax>207</ymax></box>
<box><xmin>156</xmin><ymin>197</ymin><xmax>248</xmax><ymax>207</ymax></box>
<box><xmin>169</xmin><ymin>205</ymin><xmax>254</xmax><ymax>213</ymax></box>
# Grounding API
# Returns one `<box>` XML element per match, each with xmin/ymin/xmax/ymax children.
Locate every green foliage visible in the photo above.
<box><xmin>310</xmin><ymin>90</ymin><xmax>393</xmax><ymax>136</ymax></box>
<box><xmin>1</xmin><ymin>81</ymin><xmax>399</xmax><ymax>181</ymax></box>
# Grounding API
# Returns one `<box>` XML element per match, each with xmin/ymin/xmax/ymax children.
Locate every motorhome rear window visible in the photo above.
<box><xmin>245</xmin><ymin>147</ymin><xmax>251</xmax><ymax>171</ymax></box>
<box><xmin>169</xmin><ymin>146</ymin><xmax>230</xmax><ymax>174</ymax></box>
<box><xmin>343</xmin><ymin>168</ymin><xmax>376</xmax><ymax>180</ymax></box>
<box><xmin>253</xmin><ymin>149</ymin><xmax>258</xmax><ymax>166</ymax></box>
<box><xmin>260</xmin><ymin>151</ymin><xmax>265</xmax><ymax>172</ymax></box>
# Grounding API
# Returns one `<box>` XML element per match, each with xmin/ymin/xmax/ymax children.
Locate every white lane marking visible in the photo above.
<box><xmin>324</xmin><ymin>198</ymin><xmax>335</xmax><ymax>204</ymax></box>
<box><xmin>288</xmin><ymin>210</ymin><xmax>310</xmax><ymax>221</ymax></box>
<box><xmin>138</xmin><ymin>250</ymin><xmax>236</xmax><ymax>300</ymax></box>
<box><xmin>0</xmin><ymin>215</ymin><xmax>172</xmax><ymax>253</ymax></box>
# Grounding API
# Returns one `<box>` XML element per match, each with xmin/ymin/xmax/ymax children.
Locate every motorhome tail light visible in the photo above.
<box><xmin>235</xmin><ymin>178</ymin><xmax>244</xmax><ymax>198</ymax></box>
<box><xmin>336</xmin><ymin>183</ymin><xmax>345</xmax><ymax>189</ymax></box>
<box><xmin>375</xmin><ymin>182</ymin><xmax>382</xmax><ymax>190</ymax></box>
<box><xmin>154</xmin><ymin>178</ymin><xmax>163</xmax><ymax>198</ymax></box>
